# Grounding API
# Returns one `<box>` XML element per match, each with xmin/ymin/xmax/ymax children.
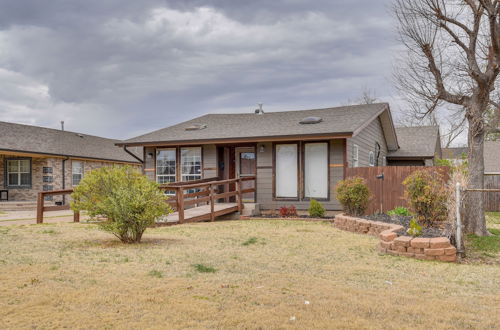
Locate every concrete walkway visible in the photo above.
<box><xmin>0</xmin><ymin>210</ymin><xmax>89</xmax><ymax>226</ymax></box>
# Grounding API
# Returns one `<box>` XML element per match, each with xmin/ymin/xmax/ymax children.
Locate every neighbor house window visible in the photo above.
<box><xmin>275</xmin><ymin>144</ymin><xmax>298</xmax><ymax>198</ymax></box>
<box><xmin>72</xmin><ymin>161</ymin><xmax>84</xmax><ymax>186</ymax></box>
<box><xmin>6</xmin><ymin>158</ymin><xmax>31</xmax><ymax>188</ymax></box>
<box><xmin>352</xmin><ymin>144</ymin><xmax>359</xmax><ymax>167</ymax></box>
<box><xmin>156</xmin><ymin>148</ymin><xmax>176</xmax><ymax>184</ymax></box>
<box><xmin>181</xmin><ymin>147</ymin><xmax>202</xmax><ymax>181</ymax></box>
<box><xmin>369</xmin><ymin>151</ymin><xmax>375</xmax><ymax>166</ymax></box>
<box><xmin>304</xmin><ymin>143</ymin><xmax>328</xmax><ymax>199</ymax></box>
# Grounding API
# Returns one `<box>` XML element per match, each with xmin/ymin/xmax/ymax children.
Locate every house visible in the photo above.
<box><xmin>119</xmin><ymin>103</ymin><xmax>401</xmax><ymax>211</ymax></box>
<box><xmin>386</xmin><ymin>126</ymin><xmax>442</xmax><ymax>166</ymax></box>
<box><xmin>484</xmin><ymin>141</ymin><xmax>500</xmax><ymax>174</ymax></box>
<box><xmin>0</xmin><ymin>121</ymin><xmax>142</xmax><ymax>203</ymax></box>
<box><xmin>442</xmin><ymin>146</ymin><xmax>468</xmax><ymax>166</ymax></box>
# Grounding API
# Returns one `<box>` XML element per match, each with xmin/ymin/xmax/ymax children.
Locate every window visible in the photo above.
<box><xmin>181</xmin><ymin>147</ymin><xmax>202</xmax><ymax>181</ymax></box>
<box><xmin>369</xmin><ymin>151</ymin><xmax>375</xmax><ymax>166</ymax></box>
<box><xmin>43</xmin><ymin>167</ymin><xmax>53</xmax><ymax>174</ymax></box>
<box><xmin>6</xmin><ymin>158</ymin><xmax>31</xmax><ymax>187</ymax></box>
<box><xmin>43</xmin><ymin>176</ymin><xmax>53</xmax><ymax>183</ymax></box>
<box><xmin>156</xmin><ymin>148</ymin><xmax>176</xmax><ymax>184</ymax></box>
<box><xmin>275</xmin><ymin>144</ymin><xmax>298</xmax><ymax>198</ymax></box>
<box><xmin>304</xmin><ymin>143</ymin><xmax>328</xmax><ymax>199</ymax></box>
<box><xmin>352</xmin><ymin>144</ymin><xmax>359</xmax><ymax>167</ymax></box>
<box><xmin>72</xmin><ymin>161</ymin><xmax>84</xmax><ymax>186</ymax></box>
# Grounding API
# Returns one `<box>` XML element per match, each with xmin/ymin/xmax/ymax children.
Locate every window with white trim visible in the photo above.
<box><xmin>352</xmin><ymin>144</ymin><xmax>359</xmax><ymax>167</ymax></box>
<box><xmin>6</xmin><ymin>158</ymin><xmax>31</xmax><ymax>187</ymax></box>
<box><xmin>181</xmin><ymin>147</ymin><xmax>202</xmax><ymax>182</ymax></box>
<box><xmin>72</xmin><ymin>161</ymin><xmax>84</xmax><ymax>186</ymax></box>
<box><xmin>275</xmin><ymin>144</ymin><xmax>298</xmax><ymax>198</ymax></box>
<box><xmin>369</xmin><ymin>151</ymin><xmax>375</xmax><ymax>166</ymax></box>
<box><xmin>156</xmin><ymin>148</ymin><xmax>176</xmax><ymax>184</ymax></box>
<box><xmin>304</xmin><ymin>142</ymin><xmax>328</xmax><ymax>199</ymax></box>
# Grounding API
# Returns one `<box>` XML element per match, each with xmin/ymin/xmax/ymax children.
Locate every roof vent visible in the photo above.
<box><xmin>185</xmin><ymin>123</ymin><xmax>207</xmax><ymax>131</ymax></box>
<box><xmin>77</xmin><ymin>134</ymin><xmax>84</xmax><ymax>138</ymax></box>
<box><xmin>254</xmin><ymin>103</ymin><xmax>264</xmax><ymax>115</ymax></box>
<box><xmin>300</xmin><ymin>116</ymin><xmax>323</xmax><ymax>124</ymax></box>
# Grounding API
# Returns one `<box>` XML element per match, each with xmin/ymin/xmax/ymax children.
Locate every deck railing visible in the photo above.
<box><xmin>159</xmin><ymin>176</ymin><xmax>256</xmax><ymax>223</ymax></box>
<box><xmin>36</xmin><ymin>176</ymin><xmax>256</xmax><ymax>224</ymax></box>
<box><xmin>36</xmin><ymin>189</ymin><xmax>80</xmax><ymax>224</ymax></box>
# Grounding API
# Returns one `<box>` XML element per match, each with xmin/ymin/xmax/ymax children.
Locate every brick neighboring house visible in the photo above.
<box><xmin>386</xmin><ymin>126</ymin><xmax>442</xmax><ymax>166</ymax></box>
<box><xmin>0</xmin><ymin>121</ymin><xmax>142</xmax><ymax>203</ymax></box>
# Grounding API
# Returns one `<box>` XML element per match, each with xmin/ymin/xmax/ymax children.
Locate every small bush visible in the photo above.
<box><xmin>335</xmin><ymin>177</ymin><xmax>370</xmax><ymax>216</ymax></box>
<box><xmin>193</xmin><ymin>264</ymin><xmax>217</xmax><ymax>273</ymax></box>
<box><xmin>242</xmin><ymin>237</ymin><xmax>258</xmax><ymax>246</ymax></box>
<box><xmin>387</xmin><ymin>206</ymin><xmax>411</xmax><ymax>217</ymax></box>
<box><xmin>308</xmin><ymin>199</ymin><xmax>326</xmax><ymax>218</ymax></box>
<box><xmin>403</xmin><ymin>170</ymin><xmax>447</xmax><ymax>227</ymax></box>
<box><xmin>71</xmin><ymin>166</ymin><xmax>171</xmax><ymax>243</ymax></box>
<box><xmin>279</xmin><ymin>205</ymin><xmax>298</xmax><ymax>217</ymax></box>
<box><xmin>406</xmin><ymin>218</ymin><xmax>422</xmax><ymax>237</ymax></box>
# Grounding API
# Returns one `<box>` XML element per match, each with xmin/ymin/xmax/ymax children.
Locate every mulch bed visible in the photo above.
<box><xmin>249</xmin><ymin>214</ymin><xmax>335</xmax><ymax>220</ymax></box>
<box><xmin>361</xmin><ymin>213</ymin><xmax>450</xmax><ymax>238</ymax></box>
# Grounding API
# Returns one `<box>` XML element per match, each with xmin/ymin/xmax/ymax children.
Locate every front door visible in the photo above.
<box><xmin>235</xmin><ymin>147</ymin><xmax>256</xmax><ymax>202</ymax></box>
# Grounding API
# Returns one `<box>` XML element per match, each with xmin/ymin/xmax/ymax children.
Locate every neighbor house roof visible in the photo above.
<box><xmin>119</xmin><ymin>103</ymin><xmax>399</xmax><ymax>150</ymax></box>
<box><xmin>442</xmin><ymin>147</ymin><xmax>468</xmax><ymax>160</ymax></box>
<box><xmin>387</xmin><ymin>126</ymin><xmax>441</xmax><ymax>159</ymax></box>
<box><xmin>0</xmin><ymin>121</ymin><xmax>142</xmax><ymax>163</ymax></box>
<box><xmin>485</xmin><ymin>141</ymin><xmax>500</xmax><ymax>173</ymax></box>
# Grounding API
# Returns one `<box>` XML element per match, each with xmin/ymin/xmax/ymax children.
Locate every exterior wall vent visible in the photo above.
<box><xmin>299</xmin><ymin>116</ymin><xmax>323</xmax><ymax>124</ymax></box>
<box><xmin>185</xmin><ymin>124</ymin><xmax>207</xmax><ymax>131</ymax></box>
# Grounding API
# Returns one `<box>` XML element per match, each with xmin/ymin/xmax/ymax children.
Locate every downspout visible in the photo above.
<box><xmin>123</xmin><ymin>146</ymin><xmax>144</xmax><ymax>164</ymax></box>
<box><xmin>62</xmin><ymin>157</ymin><xmax>69</xmax><ymax>205</ymax></box>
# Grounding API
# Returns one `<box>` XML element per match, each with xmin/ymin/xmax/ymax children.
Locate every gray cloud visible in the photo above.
<box><xmin>0</xmin><ymin>0</ymin><xmax>401</xmax><ymax>139</ymax></box>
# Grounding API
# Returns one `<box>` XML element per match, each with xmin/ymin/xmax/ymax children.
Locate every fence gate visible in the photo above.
<box><xmin>345</xmin><ymin>166</ymin><xmax>450</xmax><ymax>214</ymax></box>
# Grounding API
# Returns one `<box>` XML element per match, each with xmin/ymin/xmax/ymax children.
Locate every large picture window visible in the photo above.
<box><xmin>72</xmin><ymin>161</ymin><xmax>84</xmax><ymax>186</ymax></box>
<box><xmin>181</xmin><ymin>147</ymin><xmax>202</xmax><ymax>181</ymax></box>
<box><xmin>304</xmin><ymin>143</ymin><xmax>328</xmax><ymax>199</ymax></box>
<box><xmin>6</xmin><ymin>158</ymin><xmax>31</xmax><ymax>188</ymax></box>
<box><xmin>275</xmin><ymin>144</ymin><xmax>298</xmax><ymax>198</ymax></box>
<box><xmin>156</xmin><ymin>148</ymin><xmax>176</xmax><ymax>184</ymax></box>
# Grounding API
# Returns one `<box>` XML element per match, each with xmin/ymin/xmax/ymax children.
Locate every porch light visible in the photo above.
<box><xmin>259</xmin><ymin>145</ymin><xmax>265</xmax><ymax>153</ymax></box>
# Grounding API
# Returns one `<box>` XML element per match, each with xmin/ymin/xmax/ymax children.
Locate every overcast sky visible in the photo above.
<box><xmin>0</xmin><ymin>0</ymin><xmax>406</xmax><ymax>140</ymax></box>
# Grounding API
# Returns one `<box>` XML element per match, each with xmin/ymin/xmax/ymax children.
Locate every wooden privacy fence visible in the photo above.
<box><xmin>484</xmin><ymin>174</ymin><xmax>500</xmax><ymax>211</ymax></box>
<box><xmin>37</xmin><ymin>189</ymin><xmax>80</xmax><ymax>223</ymax></box>
<box><xmin>345</xmin><ymin>166</ymin><xmax>450</xmax><ymax>214</ymax></box>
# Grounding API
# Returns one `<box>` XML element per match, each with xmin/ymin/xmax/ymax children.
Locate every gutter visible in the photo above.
<box><xmin>123</xmin><ymin>146</ymin><xmax>144</xmax><ymax>164</ymax></box>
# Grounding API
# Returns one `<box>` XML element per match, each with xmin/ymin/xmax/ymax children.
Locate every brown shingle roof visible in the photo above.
<box><xmin>388</xmin><ymin>126</ymin><xmax>441</xmax><ymax>158</ymax></box>
<box><xmin>485</xmin><ymin>141</ymin><xmax>500</xmax><ymax>173</ymax></box>
<box><xmin>442</xmin><ymin>147</ymin><xmax>468</xmax><ymax>159</ymax></box>
<box><xmin>121</xmin><ymin>103</ymin><xmax>397</xmax><ymax>148</ymax></box>
<box><xmin>0</xmin><ymin>121</ymin><xmax>141</xmax><ymax>163</ymax></box>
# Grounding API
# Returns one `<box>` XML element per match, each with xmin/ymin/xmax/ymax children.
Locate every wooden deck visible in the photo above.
<box><xmin>158</xmin><ymin>203</ymin><xmax>239</xmax><ymax>224</ymax></box>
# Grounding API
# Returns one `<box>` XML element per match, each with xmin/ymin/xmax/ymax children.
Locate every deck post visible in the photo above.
<box><xmin>210</xmin><ymin>184</ymin><xmax>215</xmax><ymax>221</ymax></box>
<box><xmin>73</xmin><ymin>210</ymin><xmax>80</xmax><ymax>222</ymax></box>
<box><xmin>236</xmin><ymin>179</ymin><xmax>243</xmax><ymax>213</ymax></box>
<box><xmin>177</xmin><ymin>187</ymin><xmax>185</xmax><ymax>223</ymax></box>
<box><xmin>36</xmin><ymin>192</ymin><xmax>44</xmax><ymax>224</ymax></box>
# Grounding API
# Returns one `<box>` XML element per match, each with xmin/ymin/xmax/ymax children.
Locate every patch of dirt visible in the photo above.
<box><xmin>250</xmin><ymin>214</ymin><xmax>334</xmax><ymax>220</ymax></box>
<box><xmin>361</xmin><ymin>213</ymin><xmax>449</xmax><ymax>238</ymax></box>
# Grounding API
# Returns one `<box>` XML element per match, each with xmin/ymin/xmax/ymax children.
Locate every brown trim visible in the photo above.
<box><xmin>117</xmin><ymin>133</ymin><xmax>353</xmax><ymax>147</ymax></box>
<box><xmin>257</xmin><ymin>166</ymin><xmax>273</xmax><ymax>169</ymax></box>
<box><xmin>386</xmin><ymin>156</ymin><xmax>434</xmax><ymax>160</ymax></box>
<box><xmin>144</xmin><ymin>168</ymin><xmax>155</xmax><ymax>172</ymax></box>
<box><xmin>343</xmin><ymin>138</ymin><xmax>347</xmax><ymax>179</ymax></box>
<box><xmin>203</xmin><ymin>167</ymin><xmax>217</xmax><ymax>171</ymax></box>
<box><xmin>272</xmin><ymin>142</ymin><xmax>300</xmax><ymax>201</ymax></box>
<box><xmin>0</xmin><ymin>148</ymin><xmax>141</xmax><ymax>165</ymax></box>
<box><xmin>302</xmin><ymin>141</ymin><xmax>330</xmax><ymax>202</ymax></box>
<box><xmin>329</xmin><ymin>164</ymin><xmax>344</xmax><ymax>167</ymax></box>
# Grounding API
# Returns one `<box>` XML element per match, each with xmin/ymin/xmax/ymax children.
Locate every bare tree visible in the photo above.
<box><xmin>346</xmin><ymin>87</ymin><xmax>379</xmax><ymax>105</ymax></box>
<box><xmin>393</xmin><ymin>0</ymin><xmax>499</xmax><ymax>236</ymax></box>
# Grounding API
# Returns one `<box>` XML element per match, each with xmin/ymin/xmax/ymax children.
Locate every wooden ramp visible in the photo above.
<box><xmin>158</xmin><ymin>203</ymin><xmax>239</xmax><ymax>224</ymax></box>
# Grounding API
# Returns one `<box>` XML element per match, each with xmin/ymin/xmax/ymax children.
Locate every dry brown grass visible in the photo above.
<box><xmin>0</xmin><ymin>220</ymin><xmax>499</xmax><ymax>329</ymax></box>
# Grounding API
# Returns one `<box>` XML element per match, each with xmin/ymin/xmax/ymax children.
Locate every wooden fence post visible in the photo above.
<box><xmin>236</xmin><ymin>179</ymin><xmax>243</xmax><ymax>213</ymax></box>
<box><xmin>177</xmin><ymin>187</ymin><xmax>184</xmax><ymax>223</ymax></box>
<box><xmin>36</xmin><ymin>192</ymin><xmax>44</xmax><ymax>224</ymax></box>
<box><xmin>210</xmin><ymin>184</ymin><xmax>215</xmax><ymax>221</ymax></box>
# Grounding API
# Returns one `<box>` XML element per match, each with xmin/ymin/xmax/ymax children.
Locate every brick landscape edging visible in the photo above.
<box><xmin>333</xmin><ymin>214</ymin><xmax>457</xmax><ymax>262</ymax></box>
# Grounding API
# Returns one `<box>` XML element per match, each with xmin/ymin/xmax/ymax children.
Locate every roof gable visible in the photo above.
<box><xmin>388</xmin><ymin>126</ymin><xmax>441</xmax><ymax>158</ymax></box>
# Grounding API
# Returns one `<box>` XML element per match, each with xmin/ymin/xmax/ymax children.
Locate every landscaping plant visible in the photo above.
<box><xmin>308</xmin><ymin>199</ymin><xmax>326</xmax><ymax>218</ymax></box>
<box><xmin>71</xmin><ymin>166</ymin><xmax>171</xmax><ymax>243</ymax></box>
<box><xmin>279</xmin><ymin>205</ymin><xmax>298</xmax><ymax>217</ymax></box>
<box><xmin>403</xmin><ymin>170</ymin><xmax>447</xmax><ymax>227</ymax></box>
<box><xmin>387</xmin><ymin>206</ymin><xmax>411</xmax><ymax>217</ymax></box>
<box><xmin>335</xmin><ymin>177</ymin><xmax>370</xmax><ymax>216</ymax></box>
<box><xmin>406</xmin><ymin>218</ymin><xmax>422</xmax><ymax>237</ymax></box>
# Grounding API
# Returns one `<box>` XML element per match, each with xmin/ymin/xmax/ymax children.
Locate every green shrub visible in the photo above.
<box><xmin>308</xmin><ymin>199</ymin><xmax>326</xmax><ymax>218</ymax></box>
<box><xmin>403</xmin><ymin>170</ymin><xmax>447</xmax><ymax>227</ymax></box>
<box><xmin>387</xmin><ymin>206</ymin><xmax>411</xmax><ymax>217</ymax></box>
<box><xmin>242</xmin><ymin>237</ymin><xmax>258</xmax><ymax>246</ymax></box>
<box><xmin>193</xmin><ymin>264</ymin><xmax>217</xmax><ymax>273</ymax></box>
<box><xmin>406</xmin><ymin>218</ymin><xmax>422</xmax><ymax>237</ymax></box>
<box><xmin>335</xmin><ymin>177</ymin><xmax>370</xmax><ymax>216</ymax></box>
<box><xmin>71</xmin><ymin>166</ymin><xmax>171</xmax><ymax>243</ymax></box>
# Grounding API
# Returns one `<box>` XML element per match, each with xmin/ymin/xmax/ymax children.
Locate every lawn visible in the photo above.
<box><xmin>0</xmin><ymin>220</ymin><xmax>499</xmax><ymax>329</ymax></box>
<box><xmin>464</xmin><ymin>212</ymin><xmax>500</xmax><ymax>262</ymax></box>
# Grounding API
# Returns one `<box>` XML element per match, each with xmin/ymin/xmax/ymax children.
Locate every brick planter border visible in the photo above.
<box><xmin>334</xmin><ymin>214</ymin><xmax>457</xmax><ymax>262</ymax></box>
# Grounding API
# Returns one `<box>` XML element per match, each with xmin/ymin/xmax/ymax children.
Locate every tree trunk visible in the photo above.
<box><xmin>464</xmin><ymin>107</ymin><xmax>489</xmax><ymax>236</ymax></box>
